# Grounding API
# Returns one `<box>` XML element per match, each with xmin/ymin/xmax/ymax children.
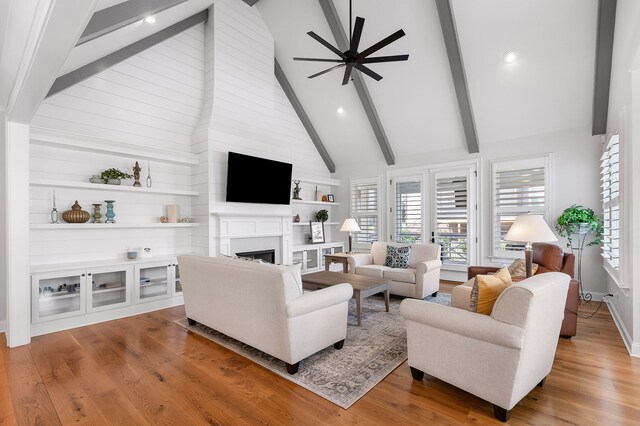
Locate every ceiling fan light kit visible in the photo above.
<box><xmin>293</xmin><ymin>0</ymin><xmax>409</xmax><ymax>85</ymax></box>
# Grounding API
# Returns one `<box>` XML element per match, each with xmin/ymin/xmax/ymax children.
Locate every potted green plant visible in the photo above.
<box><xmin>100</xmin><ymin>168</ymin><xmax>132</xmax><ymax>185</ymax></box>
<box><xmin>315</xmin><ymin>209</ymin><xmax>329</xmax><ymax>223</ymax></box>
<box><xmin>555</xmin><ymin>204</ymin><xmax>603</xmax><ymax>248</ymax></box>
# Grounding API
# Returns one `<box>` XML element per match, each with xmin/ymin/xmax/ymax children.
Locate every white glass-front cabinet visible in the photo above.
<box><xmin>135</xmin><ymin>261</ymin><xmax>181</xmax><ymax>303</ymax></box>
<box><xmin>87</xmin><ymin>265</ymin><xmax>133</xmax><ymax>312</ymax></box>
<box><xmin>32</xmin><ymin>269</ymin><xmax>86</xmax><ymax>323</ymax></box>
<box><xmin>292</xmin><ymin>243</ymin><xmax>344</xmax><ymax>274</ymax></box>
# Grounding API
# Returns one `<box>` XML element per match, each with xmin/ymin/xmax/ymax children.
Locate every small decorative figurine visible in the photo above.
<box><xmin>104</xmin><ymin>200</ymin><xmax>116</xmax><ymax>223</ymax></box>
<box><xmin>92</xmin><ymin>203</ymin><xmax>102</xmax><ymax>223</ymax></box>
<box><xmin>50</xmin><ymin>190</ymin><xmax>59</xmax><ymax>224</ymax></box>
<box><xmin>133</xmin><ymin>161</ymin><xmax>142</xmax><ymax>187</ymax></box>
<box><xmin>293</xmin><ymin>214</ymin><xmax>301</xmax><ymax>223</ymax></box>
<box><xmin>292</xmin><ymin>180</ymin><xmax>302</xmax><ymax>200</ymax></box>
<box><xmin>146</xmin><ymin>161</ymin><xmax>152</xmax><ymax>188</ymax></box>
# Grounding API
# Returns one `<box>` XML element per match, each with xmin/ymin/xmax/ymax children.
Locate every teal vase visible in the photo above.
<box><xmin>105</xmin><ymin>200</ymin><xmax>116</xmax><ymax>223</ymax></box>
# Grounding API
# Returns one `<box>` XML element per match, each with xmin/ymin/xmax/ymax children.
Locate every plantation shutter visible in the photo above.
<box><xmin>492</xmin><ymin>158</ymin><xmax>549</xmax><ymax>257</ymax></box>
<box><xmin>601</xmin><ymin>134</ymin><xmax>620</xmax><ymax>269</ymax></box>
<box><xmin>394</xmin><ymin>180</ymin><xmax>422</xmax><ymax>243</ymax></box>
<box><xmin>434</xmin><ymin>174</ymin><xmax>469</xmax><ymax>265</ymax></box>
<box><xmin>351</xmin><ymin>180</ymin><xmax>379</xmax><ymax>245</ymax></box>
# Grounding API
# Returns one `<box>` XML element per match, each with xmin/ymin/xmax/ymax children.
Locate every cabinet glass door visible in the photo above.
<box><xmin>306</xmin><ymin>248</ymin><xmax>319</xmax><ymax>270</ymax></box>
<box><xmin>89</xmin><ymin>266</ymin><xmax>131</xmax><ymax>311</ymax></box>
<box><xmin>137</xmin><ymin>263</ymin><xmax>170</xmax><ymax>302</ymax></box>
<box><xmin>33</xmin><ymin>270</ymin><xmax>84</xmax><ymax>322</ymax></box>
<box><xmin>173</xmin><ymin>264</ymin><xmax>182</xmax><ymax>294</ymax></box>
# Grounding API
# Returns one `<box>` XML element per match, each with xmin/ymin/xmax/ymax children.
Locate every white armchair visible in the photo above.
<box><xmin>400</xmin><ymin>272</ymin><xmax>570</xmax><ymax>422</ymax></box>
<box><xmin>346</xmin><ymin>242</ymin><xmax>442</xmax><ymax>299</ymax></box>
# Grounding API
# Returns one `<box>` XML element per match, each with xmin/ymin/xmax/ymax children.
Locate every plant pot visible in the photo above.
<box><xmin>107</xmin><ymin>178</ymin><xmax>121</xmax><ymax>185</ymax></box>
<box><xmin>89</xmin><ymin>175</ymin><xmax>103</xmax><ymax>184</ymax></box>
<box><xmin>573</xmin><ymin>222</ymin><xmax>590</xmax><ymax>235</ymax></box>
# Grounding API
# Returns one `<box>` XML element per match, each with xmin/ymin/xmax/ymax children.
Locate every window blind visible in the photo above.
<box><xmin>601</xmin><ymin>134</ymin><xmax>620</xmax><ymax>269</ymax></box>
<box><xmin>351</xmin><ymin>181</ymin><xmax>379</xmax><ymax>245</ymax></box>
<box><xmin>493</xmin><ymin>163</ymin><xmax>547</xmax><ymax>255</ymax></box>
<box><xmin>434</xmin><ymin>176</ymin><xmax>468</xmax><ymax>265</ymax></box>
<box><xmin>394</xmin><ymin>180</ymin><xmax>422</xmax><ymax>243</ymax></box>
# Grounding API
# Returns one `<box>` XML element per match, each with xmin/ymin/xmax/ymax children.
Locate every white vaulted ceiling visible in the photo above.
<box><xmin>257</xmin><ymin>0</ymin><xmax>599</xmax><ymax>170</ymax></box>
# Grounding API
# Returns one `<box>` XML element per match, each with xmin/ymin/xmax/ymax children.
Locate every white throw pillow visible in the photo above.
<box><xmin>282</xmin><ymin>263</ymin><xmax>303</xmax><ymax>295</ymax></box>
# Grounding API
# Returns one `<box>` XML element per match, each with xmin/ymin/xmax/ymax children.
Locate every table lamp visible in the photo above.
<box><xmin>504</xmin><ymin>214</ymin><xmax>558</xmax><ymax>277</ymax></box>
<box><xmin>340</xmin><ymin>218</ymin><xmax>361</xmax><ymax>254</ymax></box>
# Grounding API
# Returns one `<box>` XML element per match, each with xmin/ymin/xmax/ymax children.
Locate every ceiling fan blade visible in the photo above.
<box><xmin>293</xmin><ymin>57</ymin><xmax>344</xmax><ymax>62</ymax></box>
<box><xmin>360</xmin><ymin>54</ymin><xmax>409</xmax><ymax>64</ymax></box>
<box><xmin>357</xmin><ymin>29</ymin><xmax>406</xmax><ymax>60</ymax></box>
<box><xmin>342</xmin><ymin>64</ymin><xmax>353</xmax><ymax>86</ymax></box>
<box><xmin>308</xmin><ymin>63</ymin><xmax>346</xmax><ymax>79</ymax></box>
<box><xmin>349</xmin><ymin>17</ymin><xmax>365</xmax><ymax>56</ymax></box>
<box><xmin>307</xmin><ymin>31</ymin><xmax>346</xmax><ymax>59</ymax></box>
<box><xmin>354</xmin><ymin>63</ymin><xmax>383</xmax><ymax>81</ymax></box>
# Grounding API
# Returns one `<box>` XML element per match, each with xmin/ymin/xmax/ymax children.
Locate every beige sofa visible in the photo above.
<box><xmin>400</xmin><ymin>272</ymin><xmax>570</xmax><ymax>422</ymax></box>
<box><xmin>346</xmin><ymin>242</ymin><xmax>442</xmax><ymax>299</ymax></box>
<box><xmin>178</xmin><ymin>255</ymin><xmax>353</xmax><ymax>374</ymax></box>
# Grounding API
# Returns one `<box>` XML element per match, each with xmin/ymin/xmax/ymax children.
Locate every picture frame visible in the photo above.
<box><xmin>327</xmin><ymin>194</ymin><xmax>335</xmax><ymax>202</ymax></box>
<box><xmin>309</xmin><ymin>221</ymin><xmax>325</xmax><ymax>244</ymax></box>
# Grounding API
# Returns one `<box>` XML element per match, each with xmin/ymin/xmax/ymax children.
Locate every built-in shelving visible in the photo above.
<box><xmin>31</xmin><ymin>223</ymin><xmax>199</xmax><ymax>230</ymax></box>
<box><xmin>92</xmin><ymin>287</ymin><xmax>126</xmax><ymax>295</ymax></box>
<box><xmin>292</xmin><ymin>176</ymin><xmax>341</xmax><ymax>187</ymax></box>
<box><xmin>30</xmin><ymin>179</ymin><xmax>199</xmax><ymax>196</ymax></box>
<box><xmin>291</xmin><ymin>200</ymin><xmax>340</xmax><ymax>206</ymax></box>
<box><xmin>30</xmin><ymin>127</ymin><xmax>199</xmax><ymax>165</ymax></box>
<box><xmin>292</xmin><ymin>222</ymin><xmax>340</xmax><ymax>226</ymax></box>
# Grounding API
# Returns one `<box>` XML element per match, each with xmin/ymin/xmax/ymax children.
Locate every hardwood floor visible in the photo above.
<box><xmin>2</xmin><ymin>286</ymin><xmax>639</xmax><ymax>425</ymax></box>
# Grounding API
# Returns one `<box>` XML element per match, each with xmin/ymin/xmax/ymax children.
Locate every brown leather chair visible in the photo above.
<box><xmin>467</xmin><ymin>243</ymin><xmax>579</xmax><ymax>338</ymax></box>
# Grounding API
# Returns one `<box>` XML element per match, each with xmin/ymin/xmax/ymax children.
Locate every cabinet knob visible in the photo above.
<box><xmin>88</xmin><ymin>273</ymin><xmax>92</xmax><ymax>276</ymax></box>
<box><xmin>81</xmin><ymin>274</ymin><xmax>85</xmax><ymax>277</ymax></box>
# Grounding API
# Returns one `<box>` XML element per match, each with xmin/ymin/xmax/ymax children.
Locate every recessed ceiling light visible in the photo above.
<box><xmin>337</xmin><ymin>107</ymin><xmax>344</xmax><ymax>114</ymax></box>
<box><xmin>503</xmin><ymin>50</ymin><xmax>518</xmax><ymax>64</ymax></box>
<box><xmin>144</xmin><ymin>16</ymin><xmax>156</xmax><ymax>24</ymax></box>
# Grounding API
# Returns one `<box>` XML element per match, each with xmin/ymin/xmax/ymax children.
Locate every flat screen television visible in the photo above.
<box><xmin>225</xmin><ymin>152</ymin><xmax>293</xmax><ymax>205</ymax></box>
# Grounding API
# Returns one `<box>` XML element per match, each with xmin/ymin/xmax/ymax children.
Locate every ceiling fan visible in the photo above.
<box><xmin>293</xmin><ymin>0</ymin><xmax>409</xmax><ymax>85</ymax></box>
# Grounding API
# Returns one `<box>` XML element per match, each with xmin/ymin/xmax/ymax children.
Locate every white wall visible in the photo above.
<box><xmin>335</xmin><ymin>126</ymin><xmax>606</xmax><ymax>294</ymax></box>
<box><xmin>605</xmin><ymin>0</ymin><xmax>640</xmax><ymax>355</ymax></box>
<box><xmin>29</xmin><ymin>26</ymin><xmax>205</xmax><ymax>265</ymax></box>
<box><xmin>207</xmin><ymin>0</ymin><xmax>333</xmax><ymax>251</ymax></box>
<box><xmin>0</xmin><ymin>115</ymin><xmax>6</xmax><ymax>331</ymax></box>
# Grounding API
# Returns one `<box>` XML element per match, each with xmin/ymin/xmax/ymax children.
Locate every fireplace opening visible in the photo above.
<box><xmin>235</xmin><ymin>249</ymin><xmax>276</xmax><ymax>264</ymax></box>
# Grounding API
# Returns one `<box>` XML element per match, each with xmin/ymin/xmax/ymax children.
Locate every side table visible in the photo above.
<box><xmin>324</xmin><ymin>253</ymin><xmax>352</xmax><ymax>273</ymax></box>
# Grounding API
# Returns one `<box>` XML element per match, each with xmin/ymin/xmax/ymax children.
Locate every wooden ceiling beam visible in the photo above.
<box><xmin>435</xmin><ymin>0</ymin><xmax>479</xmax><ymax>154</ymax></box>
<box><xmin>592</xmin><ymin>0</ymin><xmax>617</xmax><ymax>135</ymax></box>
<box><xmin>317</xmin><ymin>0</ymin><xmax>396</xmax><ymax>165</ymax></box>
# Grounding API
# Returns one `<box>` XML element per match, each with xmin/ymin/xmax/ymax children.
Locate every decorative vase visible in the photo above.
<box><xmin>107</xmin><ymin>178</ymin><xmax>121</xmax><ymax>185</ymax></box>
<box><xmin>89</xmin><ymin>175</ymin><xmax>102</xmax><ymax>184</ymax></box>
<box><xmin>62</xmin><ymin>201</ymin><xmax>91</xmax><ymax>223</ymax></box>
<box><xmin>104</xmin><ymin>200</ymin><xmax>116</xmax><ymax>223</ymax></box>
<box><xmin>574</xmin><ymin>222</ymin><xmax>590</xmax><ymax>235</ymax></box>
<box><xmin>92</xmin><ymin>203</ymin><xmax>102</xmax><ymax>223</ymax></box>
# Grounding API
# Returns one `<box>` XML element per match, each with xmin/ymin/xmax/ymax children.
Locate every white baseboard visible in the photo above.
<box><xmin>605</xmin><ymin>299</ymin><xmax>639</xmax><ymax>357</ymax></box>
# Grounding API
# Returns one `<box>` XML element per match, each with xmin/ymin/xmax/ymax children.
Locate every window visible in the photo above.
<box><xmin>601</xmin><ymin>134</ymin><xmax>620</xmax><ymax>271</ymax></box>
<box><xmin>392</xmin><ymin>179</ymin><xmax>422</xmax><ymax>243</ymax></box>
<box><xmin>433</xmin><ymin>172</ymin><xmax>469</xmax><ymax>266</ymax></box>
<box><xmin>350</xmin><ymin>178</ymin><xmax>381</xmax><ymax>247</ymax></box>
<box><xmin>491</xmin><ymin>156</ymin><xmax>551</xmax><ymax>258</ymax></box>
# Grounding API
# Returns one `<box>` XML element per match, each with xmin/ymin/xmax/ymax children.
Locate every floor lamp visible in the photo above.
<box><xmin>340</xmin><ymin>218</ymin><xmax>361</xmax><ymax>254</ymax></box>
<box><xmin>504</xmin><ymin>214</ymin><xmax>558</xmax><ymax>277</ymax></box>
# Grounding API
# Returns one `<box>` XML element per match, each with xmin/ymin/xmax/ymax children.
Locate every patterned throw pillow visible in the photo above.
<box><xmin>384</xmin><ymin>245</ymin><xmax>411</xmax><ymax>269</ymax></box>
<box><xmin>508</xmin><ymin>259</ymin><xmax>538</xmax><ymax>277</ymax></box>
<box><xmin>469</xmin><ymin>267</ymin><xmax>513</xmax><ymax>315</ymax></box>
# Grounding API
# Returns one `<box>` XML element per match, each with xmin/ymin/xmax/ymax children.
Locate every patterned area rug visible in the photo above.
<box><xmin>175</xmin><ymin>293</ymin><xmax>451</xmax><ymax>409</ymax></box>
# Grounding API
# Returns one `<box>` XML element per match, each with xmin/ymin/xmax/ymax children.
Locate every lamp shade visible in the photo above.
<box><xmin>504</xmin><ymin>214</ymin><xmax>557</xmax><ymax>243</ymax></box>
<box><xmin>340</xmin><ymin>218</ymin><xmax>361</xmax><ymax>233</ymax></box>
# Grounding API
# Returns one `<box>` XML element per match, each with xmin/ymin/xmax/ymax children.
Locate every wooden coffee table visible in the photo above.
<box><xmin>301</xmin><ymin>271</ymin><xmax>390</xmax><ymax>326</ymax></box>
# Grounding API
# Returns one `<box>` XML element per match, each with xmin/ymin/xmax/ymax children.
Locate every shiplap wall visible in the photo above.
<box><xmin>29</xmin><ymin>25</ymin><xmax>205</xmax><ymax>265</ymax></box>
<box><xmin>208</xmin><ymin>0</ymin><xmax>332</xmax><ymax>250</ymax></box>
